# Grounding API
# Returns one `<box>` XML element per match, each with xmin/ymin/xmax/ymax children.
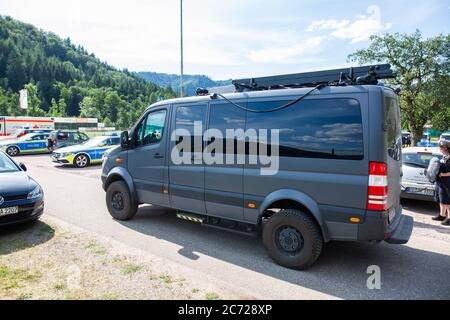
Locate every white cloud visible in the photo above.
<box><xmin>307</xmin><ymin>19</ymin><xmax>350</xmax><ymax>32</ymax></box>
<box><xmin>248</xmin><ymin>36</ymin><xmax>326</xmax><ymax>63</ymax></box>
<box><xmin>307</xmin><ymin>5</ymin><xmax>392</xmax><ymax>43</ymax></box>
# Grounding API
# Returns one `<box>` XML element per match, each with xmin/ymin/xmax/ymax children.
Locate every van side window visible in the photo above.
<box><xmin>175</xmin><ymin>105</ymin><xmax>207</xmax><ymax>152</ymax></box>
<box><xmin>246</xmin><ymin>98</ymin><xmax>364</xmax><ymax>160</ymax></box>
<box><xmin>208</xmin><ymin>102</ymin><xmax>246</xmax><ymax>154</ymax></box>
<box><xmin>142</xmin><ymin>110</ymin><xmax>167</xmax><ymax>146</ymax></box>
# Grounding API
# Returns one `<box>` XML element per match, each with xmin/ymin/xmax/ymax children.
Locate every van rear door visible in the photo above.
<box><xmin>384</xmin><ymin>93</ymin><xmax>402</xmax><ymax>223</ymax></box>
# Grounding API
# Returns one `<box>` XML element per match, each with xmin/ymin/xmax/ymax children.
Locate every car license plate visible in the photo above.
<box><xmin>405</xmin><ymin>187</ymin><xmax>434</xmax><ymax>196</ymax></box>
<box><xmin>0</xmin><ymin>207</ymin><xmax>19</xmax><ymax>217</ymax></box>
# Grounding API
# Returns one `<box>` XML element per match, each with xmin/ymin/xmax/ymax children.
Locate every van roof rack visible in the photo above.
<box><xmin>231</xmin><ymin>64</ymin><xmax>395</xmax><ymax>92</ymax></box>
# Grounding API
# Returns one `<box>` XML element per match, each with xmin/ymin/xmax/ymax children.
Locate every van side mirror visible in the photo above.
<box><xmin>19</xmin><ymin>163</ymin><xmax>27</xmax><ymax>172</ymax></box>
<box><xmin>120</xmin><ymin>131</ymin><xmax>131</xmax><ymax>149</ymax></box>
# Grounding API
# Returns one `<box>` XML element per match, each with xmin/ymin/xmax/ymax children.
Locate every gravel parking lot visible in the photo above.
<box><xmin>1</xmin><ymin>154</ymin><xmax>450</xmax><ymax>300</ymax></box>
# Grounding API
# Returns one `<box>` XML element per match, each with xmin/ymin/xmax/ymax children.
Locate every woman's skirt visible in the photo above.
<box><xmin>436</xmin><ymin>184</ymin><xmax>450</xmax><ymax>205</ymax></box>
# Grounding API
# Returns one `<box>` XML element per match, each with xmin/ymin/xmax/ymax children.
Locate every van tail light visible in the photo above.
<box><xmin>367</xmin><ymin>162</ymin><xmax>388</xmax><ymax>211</ymax></box>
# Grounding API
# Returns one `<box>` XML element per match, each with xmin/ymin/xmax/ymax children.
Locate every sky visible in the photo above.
<box><xmin>0</xmin><ymin>0</ymin><xmax>449</xmax><ymax>80</ymax></box>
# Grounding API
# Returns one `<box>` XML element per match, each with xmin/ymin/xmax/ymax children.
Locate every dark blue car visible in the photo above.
<box><xmin>0</xmin><ymin>151</ymin><xmax>44</xmax><ymax>226</ymax></box>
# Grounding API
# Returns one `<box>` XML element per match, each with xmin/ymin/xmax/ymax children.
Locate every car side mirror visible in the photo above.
<box><xmin>120</xmin><ymin>131</ymin><xmax>131</xmax><ymax>149</ymax></box>
<box><xmin>19</xmin><ymin>163</ymin><xmax>27</xmax><ymax>172</ymax></box>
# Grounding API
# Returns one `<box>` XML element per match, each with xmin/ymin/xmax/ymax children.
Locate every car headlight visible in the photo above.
<box><xmin>61</xmin><ymin>152</ymin><xmax>72</xmax><ymax>158</ymax></box>
<box><xmin>27</xmin><ymin>185</ymin><xmax>43</xmax><ymax>199</ymax></box>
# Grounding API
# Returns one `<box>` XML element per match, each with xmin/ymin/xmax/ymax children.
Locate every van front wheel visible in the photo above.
<box><xmin>106</xmin><ymin>181</ymin><xmax>138</xmax><ymax>221</ymax></box>
<box><xmin>262</xmin><ymin>209</ymin><xmax>323</xmax><ymax>270</ymax></box>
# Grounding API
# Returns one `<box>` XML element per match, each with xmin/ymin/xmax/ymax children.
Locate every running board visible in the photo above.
<box><xmin>201</xmin><ymin>223</ymin><xmax>258</xmax><ymax>237</ymax></box>
<box><xmin>176</xmin><ymin>212</ymin><xmax>205</xmax><ymax>224</ymax></box>
<box><xmin>176</xmin><ymin>212</ymin><xmax>258</xmax><ymax>237</ymax></box>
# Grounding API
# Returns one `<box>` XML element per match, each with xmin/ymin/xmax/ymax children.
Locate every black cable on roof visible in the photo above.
<box><xmin>210</xmin><ymin>83</ymin><xmax>326</xmax><ymax>113</ymax></box>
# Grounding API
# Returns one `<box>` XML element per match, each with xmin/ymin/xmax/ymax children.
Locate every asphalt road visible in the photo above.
<box><xmin>12</xmin><ymin>154</ymin><xmax>450</xmax><ymax>300</ymax></box>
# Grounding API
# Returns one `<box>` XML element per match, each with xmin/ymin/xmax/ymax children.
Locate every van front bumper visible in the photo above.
<box><xmin>358</xmin><ymin>207</ymin><xmax>413</xmax><ymax>245</ymax></box>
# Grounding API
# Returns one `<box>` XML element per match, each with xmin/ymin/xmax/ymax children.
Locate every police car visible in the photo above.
<box><xmin>0</xmin><ymin>133</ymin><xmax>50</xmax><ymax>156</ymax></box>
<box><xmin>51</xmin><ymin>134</ymin><xmax>120</xmax><ymax>168</ymax></box>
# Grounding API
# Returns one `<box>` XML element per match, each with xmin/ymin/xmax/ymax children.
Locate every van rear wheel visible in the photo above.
<box><xmin>106</xmin><ymin>181</ymin><xmax>138</xmax><ymax>221</ymax></box>
<box><xmin>262</xmin><ymin>209</ymin><xmax>323</xmax><ymax>270</ymax></box>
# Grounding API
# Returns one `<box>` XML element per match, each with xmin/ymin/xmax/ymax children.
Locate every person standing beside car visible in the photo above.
<box><xmin>433</xmin><ymin>141</ymin><xmax>450</xmax><ymax>226</ymax></box>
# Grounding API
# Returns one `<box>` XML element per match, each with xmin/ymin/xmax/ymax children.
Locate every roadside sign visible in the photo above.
<box><xmin>19</xmin><ymin>89</ymin><xmax>28</xmax><ymax>109</ymax></box>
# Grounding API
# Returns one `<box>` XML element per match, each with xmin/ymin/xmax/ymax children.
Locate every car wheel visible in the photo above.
<box><xmin>106</xmin><ymin>181</ymin><xmax>138</xmax><ymax>221</ymax></box>
<box><xmin>74</xmin><ymin>154</ymin><xmax>90</xmax><ymax>168</ymax></box>
<box><xmin>6</xmin><ymin>146</ymin><xmax>20</xmax><ymax>157</ymax></box>
<box><xmin>262</xmin><ymin>209</ymin><xmax>323</xmax><ymax>270</ymax></box>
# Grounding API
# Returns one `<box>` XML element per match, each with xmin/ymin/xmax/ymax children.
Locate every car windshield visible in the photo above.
<box><xmin>403</xmin><ymin>153</ymin><xmax>442</xmax><ymax>168</ymax></box>
<box><xmin>82</xmin><ymin>137</ymin><xmax>107</xmax><ymax>147</ymax></box>
<box><xmin>0</xmin><ymin>152</ymin><xmax>19</xmax><ymax>173</ymax></box>
<box><xmin>441</xmin><ymin>134</ymin><xmax>450</xmax><ymax>141</ymax></box>
<box><xmin>18</xmin><ymin>134</ymin><xmax>36</xmax><ymax>141</ymax></box>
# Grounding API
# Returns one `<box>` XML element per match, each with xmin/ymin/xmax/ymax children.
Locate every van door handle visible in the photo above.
<box><xmin>154</xmin><ymin>153</ymin><xmax>164</xmax><ymax>159</ymax></box>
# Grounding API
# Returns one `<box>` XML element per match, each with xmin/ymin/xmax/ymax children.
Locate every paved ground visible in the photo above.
<box><xmin>6</xmin><ymin>154</ymin><xmax>450</xmax><ymax>300</ymax></box>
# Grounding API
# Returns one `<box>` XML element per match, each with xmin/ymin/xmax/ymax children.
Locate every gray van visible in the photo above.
<box><xmin>101</xmin><ymin>65</ymin><xmax>414</xmax><ymax>270</ymax></box>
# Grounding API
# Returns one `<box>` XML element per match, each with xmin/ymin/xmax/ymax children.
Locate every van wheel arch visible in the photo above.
<box><xmin>105</xmin><ymin>171</ymin><xmax>139</xmax><ymax>204</ymax></box>
<box><xmin>105</xmin><ymin>174</ymin><xmax>126</xmax><ymax>190</ymax></box>
<box><xmin>260</xmin><ymin>199</ymin><xmax>330</xmax><ymax>243</ymax></box>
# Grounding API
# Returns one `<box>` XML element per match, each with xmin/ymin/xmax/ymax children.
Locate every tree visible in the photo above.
<box><xmin>48</xmin><ymin>97</ymin><xmax>66</xmax><ymax>117</ymax></box>
<box><xmin>103</xmin><ymin>117</ymin><xmax>114</xmax><ymax>129</ymax></box>
<box><xmin>48</xmin><ymin>98</ymin><xmax>60</xmax><ymax>116</ymax></box>
<box><xmin>57</xmin><ymin>97</ymin><xmax>66</xmax><ymax>116</ymax></box>
<box><xmin>79</xmin><ymin>96</ymin><xmax>101</xmax><ymax>119</ymax></box>
<box><xmin>24</xmin><ymin>83</ymin><xmax>46</xmax><ymax>117</ymax></box>
<box><xmin>0</xmin><ymin>16</ymin><xmax>176</xmax><ymax>124</ymax></box>
<box><xmin>349</xmin><ymin>31</ymin><xmax>449</xmax><ymax>144</ymax></box>
<box><xmin>116</xmin><ymin>103</ymin><xmax>132</xmax><ymax>130</ymax></box>
<box><xmin>6</xmin><ymin>49</ymin><xmax>26</xmax><ymax>92</ymax></box>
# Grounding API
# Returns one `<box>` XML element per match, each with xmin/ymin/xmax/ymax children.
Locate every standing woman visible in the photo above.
<box><xmin>433</xmin><ymin>141</ymin><xmax>450</xmax><ymax>226</ymax></box>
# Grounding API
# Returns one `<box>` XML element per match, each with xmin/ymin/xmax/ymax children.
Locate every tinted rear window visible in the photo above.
<box><xmin>175</xmin><ymin>104</ymin><xmax>207</xmax><ymax>152</ymax></box>
<box><xmin>246</xmin><ymin>98</ymin><xmax>364</xmax><ymax>160</ymax></box>
<box><xmin>385</xmin><ymin>97</ymin><xmax>402</xmax><ymax>161</ymax></box>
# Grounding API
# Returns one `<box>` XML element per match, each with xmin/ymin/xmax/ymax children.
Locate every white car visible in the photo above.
<box><xmin>440</xmin><ymin>133</ymin><xmax>450</xmax><ymax>142</ymax></box>
<box><xmin>401</xmin><ymin>147</ymin><xmax>442</xmax><ymax>201</ymax></box>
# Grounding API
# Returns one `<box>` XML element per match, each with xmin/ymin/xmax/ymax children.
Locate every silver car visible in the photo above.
<box><xmin>401</xmin><ymin>147</ymin><xmax>442</xmax><ymax>201</ymax></box>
